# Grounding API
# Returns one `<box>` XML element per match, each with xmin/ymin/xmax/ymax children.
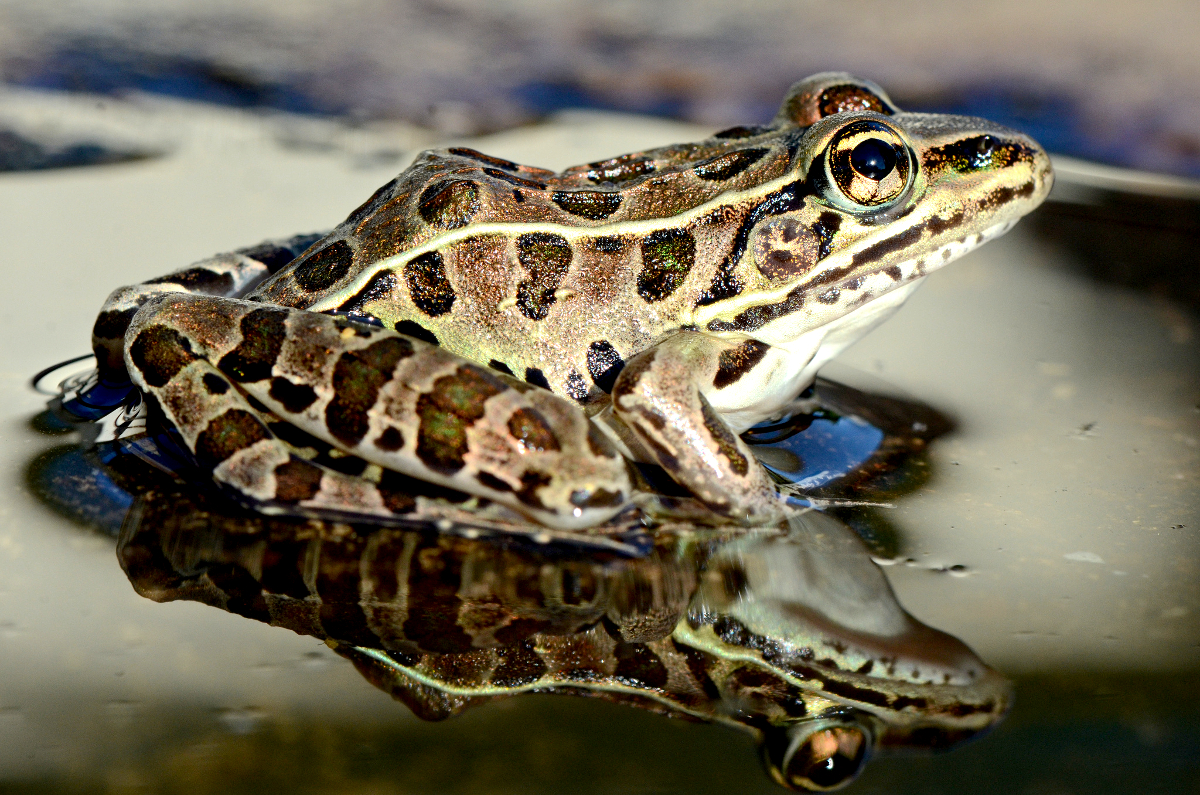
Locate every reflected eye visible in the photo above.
<box><xmin>762</xmin><ymin>719</ymin><xmax>873</xmax><ymax>791</ymax></box>
<box><xmin>823</xmin><ymin>119</ymin><xmax>913</xmax><ymax>210</ymax></box>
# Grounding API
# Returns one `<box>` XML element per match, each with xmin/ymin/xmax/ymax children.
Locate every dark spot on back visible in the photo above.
<box><xmin>395</xmin><ymin>319</ymin><xmax>439</xmax><ymax>345</ymax></box>
<box><xmin>448</xmin><ymin>147</ymin><xmax>519</xmax><ymax>171</ymax></box>
<box><xmin>552</xmin><ymin>190</ymin><xmax>622</xmax><ymax>220</ymax></box>
<box><xmin>487</xmin><ymin>359</ymin><xmax>513</xmax><ymax>376</ymax></box>
<box><xmin>713</xmin><ymin>340</ymin><xmax>771</xmax><ymax>389</ymax></box>
<box><xmin>403</xmin><ymin>251</ymin><xmax>456</xmax><ymax>317</ymax></box>
<box><xmin>343</xmin><ymin>177</ymin><xmax>399</xmax><ymax>227</ymax></box>
<box><xmin>483</xmin><ymin>167</ymin><xmax>547</xmax><ymax>190</ymax></box>
<box><xmin>693</xmin><ymin>148</ymin><xmax>767</xmax><ymax>181</ymax></box>
<box><xmin>713</xmin><ymin>125</ymin><xmax>771</xmax><ymax>139</ymax></box>
<box><xmin>145</xmin><ymin>268</ymin><xmax>234</xmax><ymax>295</ymax></box>
<box><xmin>218</xmin><ymin>308</ymin><xmax>289</xmax><ymax>383</ymax></box>
<box><xmin>415</xmin><ymin>365</ymin><xmax>507</xmax><ymax>473</ymax></box>
<box><xmin>194</xmin><ymin>408</ymin><xmax>270</xmax><ymax>466</ymax></box>
<box><xmin>586</xmin><ymin>154</ymin><xmax>656</xmax><ymax>185</ymax></box>
<box><xmin>293</xmin><ymin>240</ymin><xmax>354</xmax><ymax>291</ymax></box>
<box><xmin>269</xmin><ymin>376</ymin><xmax>318</xmax><ymax>414</ymax></box>
<box><xmin>523</xmin><ymin>367</ymin><xmax>551</xmax><ymax>391</ymax></box>
<box><xmin>515</xmin><ymin>232</ymin><xmax>572</xmax><ymax>321</ymax></box>
<box><xmin>586</xmin><ymin>340</ymin><xmax>625</xmax><ymax>393</ymax></box>
<box><xmin>564</xmin><ymin>371</ymin><xmax>589</xmax><ymax>402</ymax></box>
<box><xmin>325</xmin><ymin>337</ymin><xmax>415</xmax><ymax>446</ymax></box>
<box><xmin>129</xmin><ymin>325</ymin><xmax>196</xmax><ymax>387</ymax></box>
<box><xmin>638</xmin><ymin>228</ymin><xmax>695</xmax><ymax>303</ymax></box>
<box><xmin>339</xmin><ymin>270</ymin><xmax>398</xmax><ymax>317</ymax></box>
<box><xmin>417</xmin><ymin>179</ymin><xmax>480</xmax><ymax>230</ymax></box>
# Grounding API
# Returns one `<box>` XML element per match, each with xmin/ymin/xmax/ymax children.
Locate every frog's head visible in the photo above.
<box><xmin>696</xmin><ymin>73</ymin><xmax>1053</xmax><ymax>361</ymax></box>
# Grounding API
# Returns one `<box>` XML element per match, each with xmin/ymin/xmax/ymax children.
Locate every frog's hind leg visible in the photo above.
<box><xmin>609</xmin><ymin>331</ymin><xmax>788</xmax><ymax>526</ymax></box>
<box><xmin>92</xmin><ymin>233</ymin><xmax>323</xmax><ymax>385</ymax></box>
<box><xmin>125</xmin><ymin>293</ymin><xmax>631</xmax><ymax>529</ymax></box>
<box><xmin>123</xmin><ymin>300</ymin><xmax>416</xmax><ymax>523</ymax></box>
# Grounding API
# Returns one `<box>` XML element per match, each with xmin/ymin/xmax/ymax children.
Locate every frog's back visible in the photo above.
<box><xmin>249</xmin><ymin>127</ymin><xmax>807</xmax><ymax>403</ymax></box>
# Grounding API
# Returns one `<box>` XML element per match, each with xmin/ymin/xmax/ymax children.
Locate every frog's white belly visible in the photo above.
<box><xmin>711</xmin><ymin>279</ymin><xmax>920</xmax><ymax>432</ymax></box>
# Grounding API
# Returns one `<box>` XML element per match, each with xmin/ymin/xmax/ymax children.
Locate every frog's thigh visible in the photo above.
<box><xmin>126</xmin><ymin>293</ymin><xmax>630</xmax><ymax>530</ymax></box>
<box><xmin>610</xmin><ymin>332</ymin><xmax>785</xmax><ymax>525</ymax></box>
<box><xmin>124</xmin><ymin>298</ymin><xmax>405</xmax><ymax>520</ymax></box>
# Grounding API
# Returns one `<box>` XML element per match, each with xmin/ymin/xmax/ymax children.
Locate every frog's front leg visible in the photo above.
<box><xmin>609</xmin><ymin>332</ymin><xmax>788</xmax><ymax>525</ymax></box>
<box><xmin>125</xmin><ymin>293</ymin><xmax>631</xmax><ymax>529</ymax></box>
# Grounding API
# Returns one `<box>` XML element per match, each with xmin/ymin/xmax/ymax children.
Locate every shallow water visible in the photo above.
<box><xmin>0</xmin><ymin>96</ymin><xmax>1197</xmax><ymax>792</ymax></box>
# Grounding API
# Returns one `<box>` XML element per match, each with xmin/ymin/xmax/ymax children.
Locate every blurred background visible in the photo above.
<box><xmin>1</xmin><ymin>1</ymin><xmax>1197</xmax><ymax>793</ymax></box>
<box><xmin>2</xmin><ymin>0</ymin><xmax>1199</xmax><ymax>174</ymax></box>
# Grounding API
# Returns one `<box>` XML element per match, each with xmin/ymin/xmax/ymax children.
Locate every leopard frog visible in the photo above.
<box><xmin>86</xmin><ymin>73</ymin><xmax>1051</xmax><ymax>532</ymax></box>
<box><xmin>121</xmin><ymin>490</ymin><xmax>1011</xmax><ymax>792</ymax></box>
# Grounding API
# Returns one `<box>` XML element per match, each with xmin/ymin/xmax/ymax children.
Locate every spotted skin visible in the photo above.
<box><xmin>92</xmin><ymin>73</ymin><xmax>1052</xmax><ymax>531</ymax></box>
<box><xmin>123</xmin><ymin>293</ymin><xmax>629</xmax><ymax>530</ymax></box>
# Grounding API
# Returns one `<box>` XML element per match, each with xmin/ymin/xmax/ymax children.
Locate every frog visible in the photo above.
<box><xmin>121</xmin><ymin>488</ymin><xmax>1012</xmax><ymax>792</ymax></box>
<box><xmin>85</xmin><ymin>72</ymin><xmax>1052</xmax><ymax>533</ymax></box>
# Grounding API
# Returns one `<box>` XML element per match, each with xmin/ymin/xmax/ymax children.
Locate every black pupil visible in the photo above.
<box><xmin>849</xmin><ymin>138</ymin><xmax>896</xmax><ymax>180</ymax></box>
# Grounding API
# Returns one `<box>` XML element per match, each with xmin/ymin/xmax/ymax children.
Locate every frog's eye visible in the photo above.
<box><xmin>821</xmin><ymin>119</ymin><xmax>913</xmax><ymax>211</ymax></box>
<box><xmin>761</xmin><ymin>718</ymin><xmax>873</xmax><ymax>791</ymax></box>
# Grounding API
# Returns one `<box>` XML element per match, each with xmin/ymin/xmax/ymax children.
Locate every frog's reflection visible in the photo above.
<box><xmin>119</xmin><ymin>490</ymin><xmax>1010</xmax><ymax>792</ymax></box>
